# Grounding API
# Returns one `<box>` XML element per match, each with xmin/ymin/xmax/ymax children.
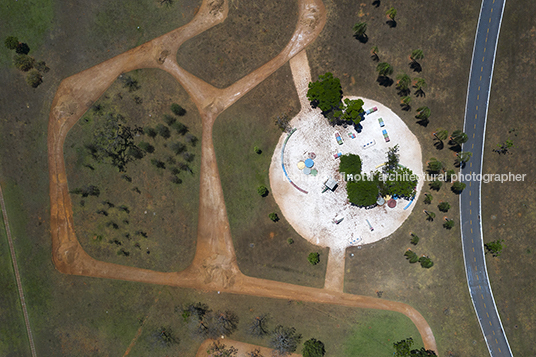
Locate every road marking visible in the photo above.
<box><xmin>472</xmin><ymin>239</ymin><xmax>474</xmax><ymax>243</ymax></box>
<box><xmin>485</xmin><ymin>303</ymin><xmax>487</xmax><ymax>309</ymax></box>
<box><xmin>474</xmin><ymin>124</ymin><xmax>476</xmax><ymax>129</ymax></box>
<box><xmin>490</xmin><ymin>321</ymin><xmax>492</xmax><ymax>326</ymax></box>
<box><xmin>471</xmin><ymin>228</ymin><xmax>473</xmax><ymax>233</ymax></box>
<box><xmin>477</xmin><ymin>94</ymin><xmax>480</xmax><ymax>100</ymax></box>
<box><xmin>491</xmin><ymin>8</ymin><xmax>494</xmax><ymax>13</ymax></box>
<box><xmin>470</xmin><ymin>200</ymin><xmax>472</xmax><ymax>205</ymax></box>
<box><xmin>496</xmin><ymin>338</ymin><xmax>498</xmax><ymax>344</ymax></box>
<box><xmin>470</xmin><ymin>162</ymin><xmax>473</xmax><ymax>168</ymax></box>
<box><xmin>470</xmin><ymin>191</ymin><xmax>472</xmax><ymax>196</ymax></box>
<box><xmin>487</xmin><ymin>28</ymin><xmax>490</xmax><ymax>34</ymax></box>
<box><xmin>473</xmin><ymin>133</ymin><xmax>476</xmax><ymax>138</ymax></box>
<box><xmin>477</xmin><ymin>274</ymin><xmax>479</xmax><ymax>281</ymax></box>
<box><xmin>489</xmin><ymin>17</ymin><xmax>491</xmax><ymax>23</ymax></box>
<box><xmin>476</xmin><ymin>105</ymin><xmax>479</xmax><ymax>110</ymax></box>
<box><xmin>499</xmin><ymin>347</ymin><xmax>501</xmax><ymax>353</ymax></box>
<box><xmin>482</xmin><ymin>56</ymin><xmax>485</xmax><ymax>62</ymax></box>
<box><xmin>470</xmin><ymin>209</ymin><xmax>472</xmax><ymax>214</ymax></box>
<box><xmin>472</xmin><ymin>143</ymin><xmax>474</xmax><ymax>149</ymax></box>
<box><xmin>474</xmin><ymin>257</ymin><xmax>476</xmax><ymax>262</ymax></box>
<box><xmin>470</xmin><ymin>182</ymin><xmax>472</xmax><ymax>187</ymax></box>
<box><xmin>480</xmin><ymin>75</ymin><xmax>482</xmax><ymax>80</ymax></box>
<box><xmin>484</xmin><ymin>47</ymin><xmax>486</xmax><ymax>53</ymax></box>
<box><xmin>487</xmin><ymin>312</ymin><xmax>490</xmax><ymax>317</ymax></box>
<box><xmin>482</xmin><ymin>294</ymin><xmax>484</xmax><ymax>299</ymax></box>
<box><xmin>486</xmin><ymin>36</ymin><xmax>488</xmax><ymax>43</ymax></box>
<box><xmin>470</xmin><ymin>219</ymin><xmax>472</xmax><ymax>224</ymax></box>
<box><xmin>478</xmin><ymin>86</ymin><xmax>480</xmax><ymax>91</ymax></box>
<box><xmin>473</xmin><ymin>247</ymin><xmax>475</xmax><ymax>252</ymax></box>
<box><xmin>481</xmin><ymin>66</ymin><xmax>483</xmax><ymax>72</ymax></box>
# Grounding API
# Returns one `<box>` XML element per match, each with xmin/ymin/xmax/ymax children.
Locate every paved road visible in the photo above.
<box><xmin>459</xmin><ymin>0</ymin><xmax>512</xmax><ymax>356</ymax></box>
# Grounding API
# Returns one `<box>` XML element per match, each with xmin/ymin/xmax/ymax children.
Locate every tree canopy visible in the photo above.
<box><xmin>340</xmin><ymin>98</ymin><xmax>364</xmax><ymax>124</ymax></box>
<box><xmin>347</xmin><ymin>175</ymin><xmax>379</xmax><ymax>207</ymax></box>
<box><xmin>302</xmin><ymin>338</ymin><xmax>326</xmax><ymax>357</ymax></box>
<box><xmin>339</xmin><ymin>153</ymin><xmax>362</xmax><ymax>177</ymax></box>
<box><xmin>269</xmin><ymin>326</ymin><xmax>302</xmax><ymax>355</ymax></box>
<box><xmin>306</xmin><ymin>72</ymin><xmax>343</xmax><ymax>113</ymax></box>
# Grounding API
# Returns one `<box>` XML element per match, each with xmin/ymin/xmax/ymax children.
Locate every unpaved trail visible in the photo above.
<box><xmin>47</xmin><ymin>0</ymin><xmax>437</xmax><ymax>353</ymax></box>
<box><xmin>195</xmin><ymin>338</ymin><xmax>302</xmax><ymax>357</ymax></box>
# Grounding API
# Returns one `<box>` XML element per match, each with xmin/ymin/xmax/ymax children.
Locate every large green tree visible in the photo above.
<box><xmin>340</xmin><ymin>98</ymin><xmax>364</xmax><ymax>124</ymax></box>
<box><xmin>376</xmin><ymin>62</ymin><xmax>394</xmax><ymax>77</ymax></box>
<box><xmin>339</xmin><ymin>153</ymin><xmax>362</xmax><ymax>177</ymax></box>
<box><xmin>485</xmin><ymin>239</ymin><xmax>505</xmax><ymax>257</ymax></box>
<box><xmin>306</xmin><ymin>72</ymin><xmax>343</xmax><ymax>113</ymax></box>
<box><xmin>4</xmin><ymin>36</ymin><xmax>19</xmax><ymax>50</ymax></box>
<box><xmin>347</xmin><ymin>175</ymin><xmax>379</xmax><ymax>207</ymax></box>
<box><xmin>302</xmin><ymin>338</ymin><xmax>326</xmax><ymax>357</ymax></box>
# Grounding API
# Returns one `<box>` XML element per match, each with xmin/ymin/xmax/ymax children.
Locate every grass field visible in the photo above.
<box><xmin>0</xmin><ymin>204</ymin><xmax>31</xmax><ymax>357</ymax></box>
<box><xmin>481</xmin><ymin>0</ymin><xmax>536</xmax><ymax>355</ymax></box>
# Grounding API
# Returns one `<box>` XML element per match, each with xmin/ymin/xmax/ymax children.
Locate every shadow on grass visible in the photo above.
<box><xmin>372</xmin><ymin>0</ymin><xmax>381</xmax><ymax>8</ymax></box>
<box><xmin>377</xmin><ymin>76</ymin><xmax>393</xmax><ymax>87</ymax></box>
<box><xmin>433</xmin><ymin>140</ymin><xmax>444</xmax><ymax>150</ymax></box>
<box><xmin>416</xmin><ymin>118</ymin><xmax>429</xmax><ymax>127</ymax></box>
<box><xmin>386</xmin><ymin>20</ymin><xmax>397</xmax><ymax>28</ymax></box>
<box><xmin>354</xmin><ymin>34</ymin><xmax>369</xmax><ymax>44</ymax></box>
<box><xmin>409</xmin><ymin>61</ymin><xmax>422</xmax><ymax>73</ymax></box>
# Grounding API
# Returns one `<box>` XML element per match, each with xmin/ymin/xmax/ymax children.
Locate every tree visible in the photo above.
<box><xmin>410</xmin><ymin>233</ymin><xmax>420</xmax><ymax>245</ymax></box>
<box><xmin>269</xmin><ymin>212</ymin><xmax>279</xmax><ymax>222</ymax></box>
<box><xmin>371</xmin><ymin>46</ymin><xmax>379</xmax><ymax>61</ymax></box>
<box><xmin>394</xmin><ymin>337</ymin><xmax>414</xmax><ymax>356</ymax></box>
<box><xmin>451</xmin><ymin>181</ymin><xmax>466</xmax><ymax>194</ymax></box>
<box><xmin>275</xmin><ymin>113</ymin><xmax>291</xmax><ymax>132</ymax></box>
<box><xmin>396</xmin><ymin>73</ymin><xmax>411</xmax><ymax>94</ymax></box>
<box><xmin>410</xmin><ymin>49</ymin><xmax>424</xmax><ymax>61</ymax></box>
<box><xmin>144</xmin><ymin>127</ymin><xmax>157</xmax><ymax>138</ymax></box>
<box><xmin>170</xmin><ymin>142</ymin><xmax>187</xmax><ymax>155</ymax></box>
<box><xmin>450</xmin><ymin>130</ymin><xmax>468</xmax><ymax>146</ymax></box>
<box><xmin>410</xmin><ymin>347</ymin><xmax>437</xmax><ymax>356</ymax></box>
<box><xmin>155</xmin><ymin>124</ymin><xmax>171</xmax><ymax>138</ymax></box>
<box><xmin>34</xmin><ymin>60</ymin><xmax>49</xmax><ymax>73</ymax></box>
<box><xmin>26</xmin><ymin>69</ymin><xmax>43</xmax><ymax>88</ymax></box>
<box><xmin>424</xmin><ymin>210</ymin><xmax>435</xmax><ymax>221</ymax></box>
<box><xmin>247</xmin><ymin>349</ymin><xmax>264</xmax><ymax>357</ymax></box>
<box><xmin>386</xmin><ymin>7</ymin><xmax>397</xmax><ymax>21</ymax></box>
<box><xmin>424</xmin><ymin>193</ymin><xmax>433</xmax><ymax>204</ymax></box>
<box><xmin>163</xmin><ymin>114</ymin><xmax>176</xmax><ymax>126</ymax></box>
<box><xmin>494</xmin><ymin>139</ymin><xmax>514</xmax><ymax>154</ymax></box>
<box><xmin>340</xmin><ymin>98</ymin><xmax>364</xmax><ymax>125</ymax></box>
<box><xmin>382</xmin><ymin>167</ymin><xmax>417</xmax><ymax>199</ymax></box>
<box><xmin>172</xmin><ymin>121</ymin><xmax>188</xmax><ymax>135</ymax></box>
<box><xmin>376</xmin><ymin>62</ymin><xmax>393</xmax><ymax>77</ymax></box>
<box><xmin>438</xmin><ymin>202</ymin><xmax>451</xmax><ymax>212</ymax></box>
<box><xmin>427</xmin><ymin>158</ymin><xmax>444</xmax><ymax>173</ymax></box>
<box><xmin>347</xmin><ymin>175</ymin><xmax>379</xmax><ymax>207</ymax></box>
<box><xmin>4</xmin><ymin>36</ymin><xmax>19</xmax><ymax>50</ymax></box>
<box><xmin>456</xmin><ymin>151</ymin><xmax>472</xmax><ymax>166</ymax></box>
<box><xmin>206</xmin><ymin>341</ymin><xmax>238</xmax><ymax>357</ymax></box>
<box><xmin>151</xmin><ymin>159</ymin><xmax>166</xmax><ymax>169</ymax></box>
<box><xmin>339</xmin><ymin>153</ymin><xmax>362</xmax><ymax>176</ymax></box>
<box><xmin>128</xmin><ymin>146</ymin><xmax>144</xmax><ymax>159</ymax></box>
<box><xmin>269</xmin><ymin>326</ymin><xmax>302</xmax><ymax>356</ymax></box>
<box><xmin>160</xmin><ymin>0</ymin><xmax>174</xmax><ymax>7</ymax></box>
<box><xmin>15</xmin><ymin>42</ymin><xmax>30</xmax><ymax>55</ymax></box>
<box><xmin>401</xmin><ymin>96</ymin><xmax>412</xmax><ymax>110</ymax></box>
<box><xmin>248</xmin><ymin>314</ymin><xmax>270</xmax><ymax>337</ymax></box>
<box><xmin>302</xmin><ymin>338</ymin><xmax>326</xmax><ymax>357</ymax></box>
<box><xmin>433</xmin><ymin>129</ymin><xmax>448</xmax><ymax>141</ymax></box>
<box><xmin>189</xmin><ymin>309</ymin><xmax>239</xmax><ymax>340</ymax></box>
<box><xmin>308</xmin><ymin>252</ymin><xmax>320</xmax><ymax>265</ymax></box>
<box><xmin>151</xmin><ymin>326</ymin><xmax>179</xmax><ymax>348</ymax></box>
<box><xmin>254</xmin><ymin>146</ymin><xmax>262</xmax><ymax>154</ymax></box>
<box><xmin>171</xmin><ymin>103</ymin><xmax>187</xmax><ymax>116</ymax></box>
<box><xmin>121</xmin><ymin>75</ymin><xmax>140</xmax><ymax>92</ymax></box>
<box><xmin>485</xmin><ymin>239</ymin><xmax>505</xmax><ymax>257</ymax></box>
<box><xmin>413</xmin><ymin>77</ymin><xmax>427</xmax><ymax>96</ymax></box>
<box><xmin>404</xmin><ymin>250</ymin><xmax>419</xmax><ymax>263</ymax></box>
<box><xmin>429</xmin><ymin>180</ymin><xmax>442</xmax><ymax>191</ymax></box>
<box><xmin>443</xmin><ymin>219</ymin><xmax>455</xmax><ymax>229</ymax></box>
<box><xmin>419</xmin><ymin>256</ymin><xmax>434</xmax><ymax>268</ymax></box>
<box><xmin>13</xmin><ymin>54</ymin><xmax>34</xmax><ymax>71</ymax></box>
<box><xmin>258</xmin><ymin>185</ymin><xmax>268</xmax><ymax>197</ymax></box>
<box><xmin>415</xmin><ymin>106</ymin><xmax>431</xmax><ymax>120</ymax></box>
<box><xmin>352</xmin><ymin>22</ymin><xmax>368</xmax><ymax>42</ymax></box>
<box><xmin>306</xmin><ymin>73</ymin><xmax>343</xmax><ymax>117</ymax></box>
<box><xmin>384</xmin><ymin>145</ymin><xmax>400</xmax><ymax>172</ymax></box>
<box><xmin>445</xmin><ymin>169</ymin><xmax>455</xmax><ymax>182</ymax></box>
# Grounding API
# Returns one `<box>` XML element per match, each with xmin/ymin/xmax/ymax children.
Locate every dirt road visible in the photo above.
<box><xmin>47</xmin><ymin>0</ymin><xmax>437</xmax><ymax>352</ymax></box>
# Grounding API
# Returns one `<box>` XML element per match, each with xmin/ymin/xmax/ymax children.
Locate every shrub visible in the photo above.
<box><xmin>26</xmin><ymin>69</ymin><xmax>43</xmax><ymax>88</ymax></box>
<box><xmin>163</xmin><ymin>114</ymin><xmax>176</xmax><ymax>126</ymax></box>
<box><xmin>485</xmin><ymin>239</ymin><xmax>505</xmax><ymax>257</ymax></box>
<box><xmin>419</xmin><ymin>256</ymin><xmax>434</xmax><ymax>268</ymax></box>
<box><xmin>185</xmin><ymin>133</ymin><xmax>198</xmax><ymax>146</ymax></box>
<box><xmin>451</xmin><ymin>181</ymin><xmax>466</xmax><ymax>194</ymax></box>
<box><xmin>144</xmin><ymin>127</ymin><xmax>157</xmax><ymax>138</ymax></box>
<box><xmin>269</xmin><ymin>212</ymin><xmax>279</xmax><ymax>222</ymax></box>
<box><xmin>151</xmin><ymin>159</ymin><xmax>166</xmax><ymax>169</ymax></box>
<box><xmin>171</xmin><ymin>121</ymin><xmax>188</xmax><ymax>135</ymax></box>
<box><xmin>128</xmin><ymin>146</ymin><xmax>144</xmax><ymax>159</ymax></box>
<box><xmin>410</xmin><ymin>234</ymin><xmax>419</xmax><ymax>245</ymax></box>
<box><xmin>182</xmin><ymin>152</ymin><xmax>195</xmax><ymax>162</ymax></box>
<box><xmin>156</xmin><ymin>124</ymin><xmax>171</xmax><ymax>139</ymax></box>
<box><xmin>424</xmin><ymin>193</ymin><xmax>433</xmax><ymax>204</ymax></box>
<box><xmin>34</xmin><ymin>60</ymin><xmax>50</xmax><ymax>73</ymax></box>
<box><xmin>13</xmin><ymin>54</ymin><xmax>34</xmax><ymax>72</ymax></box>
<box><xmin>138</xmin><ymin>141</ymin><xmax>155</xmax><ymax>153</ymax></box>
<box><xmin>438</xmin><ymin>202</ymin><xmax>451</xmax><ymax>212</ymax></box>
<box><xmin>4</xmin><ymin>36</ymin><xmax>19</xmax><ymax>50</ymax></box>
<box><xmin>443</xmin><ymin>219</ymin><xmax>455</xmax><ymax>229</ymax></box>
<box><xmin>404</xmin><ymin>250</ymin><xmax>419</xmax><ymax>263</ymax></box>
<box><xmin>308</xmin><ymin>252</ymin><xmax>320</xmax><ymax>265</ymax></box>
<box><xmin>170</xmin><ymin>175</ymin><xmax>183</xmax><ymax>184</ymax></box>
<box><xmin>287</xmin><ymin>238</ymin><xmax>294</xmax><ymax>245</ymax></box>
<box><xmin>429</xmin><ymin>180</ymin><xmax>442</xmax><ymax>191</ymax></box>
<box><xmin>254</xmin><ymin>146</ymin><xmax>262</xmax><ymax>154</ymax></box>
<box><xmin>347</xmin><ymin>175</ymin><xmax>378</xmax><ymax>207</ymax></box>
<box><xmin>339</xmin><ymin>153</ymin><xmax>362</xmax><ymax>176</ymax></box>
<box><xmin>171</xmin><ymin>103</ymin><xmax>186</xmax><ymax>116</ymax></box>
<box><xmin>257</xmin><ymin>185</ymin><xmax>268</xmax><ymax>197</ymax></box>
<box><xmin>302</xmin><ymin>338</ymin><xmax>326</xmax><ymax>357</ymax></box>
<box><xmin>170</xmin><ymin>142</ymin><xmax>186</xmax><ymax>155</ymax></box>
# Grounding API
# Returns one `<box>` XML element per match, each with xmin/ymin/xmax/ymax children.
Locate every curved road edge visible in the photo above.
<box><xmin>459</xmin><ymin>0</ymin><xmax>512</xmax><ymax>356</ymax></box>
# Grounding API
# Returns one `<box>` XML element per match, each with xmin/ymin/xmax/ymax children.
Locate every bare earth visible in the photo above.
<box><xmin>195</xmin><ymin>338</ymin><xmax>302</xmax><ymax>357</ymax></box>
<box><xmin>47</xmin><ymin>0</ymin><xmax>437</xmax><ymax>353</ymax></box>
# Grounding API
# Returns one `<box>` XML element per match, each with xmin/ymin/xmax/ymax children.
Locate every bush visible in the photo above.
<box><xmin>339</xmin><ymin>153</ymin><xmax>362</xmax><ymax>176</ymax></box>
<box><xmin>269</xmin><ymin>212</ymin><xmax>279</xmax><ymax>222</ymax></box>
<box><xmin>4</xmin><ymin>36</ymin><xmax>19</xmax><ymax>50</ymax></box>
<box><xmin>308</xmin><ymin>252</ymin><xmax>320</xmax><ymax>265</ymax></box>
<box><xmin>26</xmin><ymin>69</ymin><xmax>43</xmax><ymax>88</ymax></box>
<box><xmin>404</xmin><ymin>250</ymin><xmax>419</xmax><ymax>263</ymax></box>
<box><xmin>128</xmin><ymin>146</ymin><xmax>144</xmax><ymax>159</ymax></box>
<box><xmin>34</xmin><ymin>60</ymin><xmax>50</xmax><ymax>73</ymax></box>
<box><xmin>410</xmin><ymin>234</ymin><xmax>419</xmax><ymax>245</ymax></box>
<box><xmin>443</xmin><ymin>219</ymin><xmax>455</xmax><ymax>229</ymax></box>
<box><xmin>144</xmin><ymin>127</ymin><xmax>157</xmax><ymax>138</ymax></box>
<box><xmin>438</xmin><ymin>202</ymin><xmax>451</xmax><ymax>212</ymax></box>
<box><xmin>13</xmin><ymin>54</ymin><xmax>34</xmax><ymax>72</ymax></box>
<box><xmin>254</xmin><ymin>146</ymin><xmax>262</xmax><ymax>154</ymax></box>
<box><xmin>163</xmin><ymin>114</ymin><xmax>176</xmax><ymax>126</ymax></box>
<box><xmin>151</xmin><ymin>159</ymin><xmax>166</xmax><ymax>169</ymax></box>
<box><xmin>185</xmin><ymin>133</ymin><xmax>198</xmax><ymax>146</ymax></box>
<box><xmin>347</xmin><ymin>175</ymin><xmax>378</xmax><ymax>207</ymax></box>
<box><xmin>429</xmin><ymin>180</ymin><xmax>442</xmax><ymax>191</ymax></box>
<box><xmin>451</xmin><ymin>181</ymin><xmax>466</xmax><ymax>194</ymax></box>
<box><xmin>171</xmin><ymin>121</ymin><xmax>188</xmax><ymax>135</ymax></box>
<box><xmin>419</xmin><ymin>256</ymin><xmax>434</xmax><ymax>268</ymax></box>
<box><xmin>138</xmin><ymin>141</ymin><xmax>155</xmax><ymax>153</ymax></box>
<box><xmin>269</xmin><ymin>326</ymin><xmax>302</xmax><ymax>355</ymax></box>
<box><xmin>302</xmin><ymin>338</ymin><xmax>326</xmax><ymax>357</ymax></box>
<box><xmin>171</xmin><ymin>103</ymin><xmax>186</xmax><ymax>116</ymax></box>
<box><xmin>15</xmin><ymin>42</ymin><xmax>30</xmax><ymax>54</ymax></box>
<box><xmin>257</xmin><ymin>185</ymin><xmax>268</xmax><ymax>197</ymax></box>
<box><xmin>170</xmin><ymin>142</ymin><xmax>186</xmax><ymax>155</ymax></box>
<box><xmin>485</xmin><ymin>239</ymin><xmax>505</xmax><ymax>257</ymax></box>
<box><xmin>287</xmin><ymin>238</ymin><xmax>294</xmax><ymax>245</ymax></box>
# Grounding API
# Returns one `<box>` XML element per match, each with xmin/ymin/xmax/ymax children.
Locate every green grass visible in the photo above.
<box><xmin>0</xmin><ymin>205</ymin><xmax>31</xmax><ymax>357</ymax></box>
<box><xmin>0</xmin><ymin>0</ymin><xmax>55</xmax><ymax>66</ymax></box>
<box><xmin>343</xmin><ymin>310</ymin><xmax>423</xmax><ymax>357</ymax></box>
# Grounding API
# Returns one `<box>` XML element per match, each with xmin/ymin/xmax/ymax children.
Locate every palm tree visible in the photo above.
<box><xmin>424</xmin><ymin>193</ymin><xmax>433</xmax><ymax>204</ymax></box>
<box><xmin>413</xmin><ymin>77</ymin><xmax>427</xmax><ymax>96</ymax></box>
<box><xmin>371</xmin><ymin>46</ymin><xmax>379</xmax><ymax>61</ymax></box>
<box><xmin>451</xmin><ymin>130</ymin><xmax>468</xmax><ymax>145</ymax></box>
<box><xmin>438</xmin><ymin>201</ymin><xmax>451</xmax><ymax>212</ymax></box>
<box><xmin>416</xmin><ymin>106</ymin><xmax>431</xmax><ymax>120</ymax></box>
<box><xmin>376</xmin><ymin>62</ymin><xmax>393</xmax><ymax>77</ymax></box>
<box><xmin>410</xmin><ymin>233</ymin><xmax>420</xmax><ymax>245</ymax></box>
<box><xmin>456</xmin><ymin>151</ymin><xmax>473</xmax><ymax>165</ymax></box>
<box><xmin>401</xmin><ymin>96</ymin><xmax>412</xmax><ymax>110</ymax></box>
<box><xmin>410</xmin><ymin>49</ymin><xmax>424</xmax><ymax>61</ymax></box>
<box><xmin>386</xmin><ymin>7</ymin><xmax>397</xmax><ymax>21</ymax></box>
<box><xmin>429</xmin><ymin>180</ymin><xmax>442</xmax><ymax>191</ymax></box>
<box><xmin>424</xmin><ymin>210</ymin><xmax>436</xmax><ymax>222</ymax></box>
<box><xmin>396</xmin><ymin>73</ymin><xmax>411</xmax><ymax>94</ymax></box>
<box><xmin>433</xmin><ymin>129</ymin><xmax>448</xmax><ymax>141</ymax></box>
<box><xmin>443</xmin><ymin>219</ymin><xmax>455</xmax><ymax>229</ymax></box>
<box><xmin>353</xmin><ymin>22</ymin><xmax>368</xmax><ymax>42</ymax></box>
<box><xmin>427</xmin><ymin>158</ymin><xmax>444</xmax><ymax>173</ymax></box>
<box><xmin>451</xmin><ymin>181</ymin><xmax>466</xmax><ymax>194</ymax></box>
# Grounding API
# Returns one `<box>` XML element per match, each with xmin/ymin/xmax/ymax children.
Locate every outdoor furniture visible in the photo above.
<box><xmin>366</xmin><ymin>106</ymin><xmax>378</xmax><ymax>115</ymax></box>
<box><xmin>335</xmin><ymin>132</ymin><xmax>343</xmax><ymax>145</ymax></box>
<box><xmin>382</xmin><ymin>129</ymin><xmax>390</xmax><ymax>142</ymax></box>
<box><xmin>297</xmin><ymin>161</ymin><xmax>306</xmax><ymax>170</ymax></box>
<box><xmin>304</xmin><ymin>158</ymin><xmax>314</xmax><ymax>168</ymax></box>
<box><xmin>324</xmin><ymin>178</ymin><xmax>338</xmax><ymax>191</ymax></box>
<box><xmin>303</xmin><ymin>167</ymin><xmax>312</xmax><ymax>175</ymax></box>
<box><xmin>378</xmin><ymin>118</ymin><xmax>385</xmax><ymax>127</ymax></box>
<box><xmin>387</xmin><ymin>199</ymin><xmax>397</xmax><ymax>208</ymax></box>
<box><xmin>363</xmin><ymin>140</ymin><xmax>376</xmax><ymax>149</ymax></box>
<box><xmin>308</xmin><ymin>152</ymin><xmax>316</xmax><ymax>159</ymax></box>
<box><xmin>333</xmin><ymin>152</ymin><xmax>342</xmax><ymax>159</ymax></box>
<box><xmin>310</xmin><ymin>169</ymin><xmax>318</xmax><ymax>176</ymax></box>
<box><xmin>348</xmin><ymin>132</ymin><xmax>356</xmax><ymax>139</ymax></box>
<box><xmin>366</xmin><ymin>219</ymin><xmax>374</xmax><ymax>231</ymax></box>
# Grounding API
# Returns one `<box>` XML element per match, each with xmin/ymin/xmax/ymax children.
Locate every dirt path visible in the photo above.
<box><xmin>195</xmin><ymin>338</ymin><xmax>302</xmax><ymax>357</ymax></box>
<box><xmin>0</xmin><ymin>185</ymin><xmax>38</xmax><ymax>357</ymax></box>
<box><xmin>47</xmin><ymin>0</ymin><xmax>437</xmax><ymax>353</ymax></box>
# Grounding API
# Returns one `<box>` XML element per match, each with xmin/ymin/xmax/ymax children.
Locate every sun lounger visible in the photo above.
<box><xmin>335</xmin><ymin>132</ymin><xmax>343</xmax><ymax>145</ymax></box>
<box><xmin>378</xmin><ymin>118</ymin><xmax>385</xmax><ymax>127</ymax></box>
<box><xmin>363</xmin><ymin>140</ymin><xmax>376</xmax><ymax>149</ymax></box>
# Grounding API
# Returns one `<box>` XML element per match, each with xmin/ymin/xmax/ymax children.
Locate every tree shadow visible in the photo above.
<box><xmin>433</xmin><ymin>140</ymin><xmax>444</xmax><ymax>150</ymax></box>
<box><xmin>409</xmin><ymin>61</ymin><xmax>422</xmax><ymax>73</ymax></box>
<box><xmin>397</xmin><ymin>88</ymin><xmax>411</xmax><ymax>97</ymax></box>
<box><xmin>377</xmin><ymin>76</ymin><xmax>393</xmax><ymax>87</ymax></box>
<box><xmin>354</xmin><ymin>33</ymin><xmax>369</xmax><ymax>43</ymax></box>
<box><xmin>448</xmin><ymin>141</ymin><xmax>462</xmax><ymax>153</ymax></box>
<box><xmin>415</xmin><ymin>88</ymin><xmax>426</xmax><ymax>97</ymax></box>
<box><xmin>400</xmin><ymin>103</ymin><xmax>411</xmax><ymax>111</ymax></box>
<box><xmin>386</xmin><ymin>20</ymin><xmax>397</xmax><ymax>28</ymax></box>
<box><xmin>371</xmin><ymin>53</ymin><xmax>379</xmax><ymax>62</ymax></box>
<box><xmin>372</xmin><ymin>0</ymin><xmax>381</xmax><ymax>8</ymax></box>
<box><xmin>416</xmin><ymin>118</ymin><xmax>429</xmax><ymax>127</ymax></box>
